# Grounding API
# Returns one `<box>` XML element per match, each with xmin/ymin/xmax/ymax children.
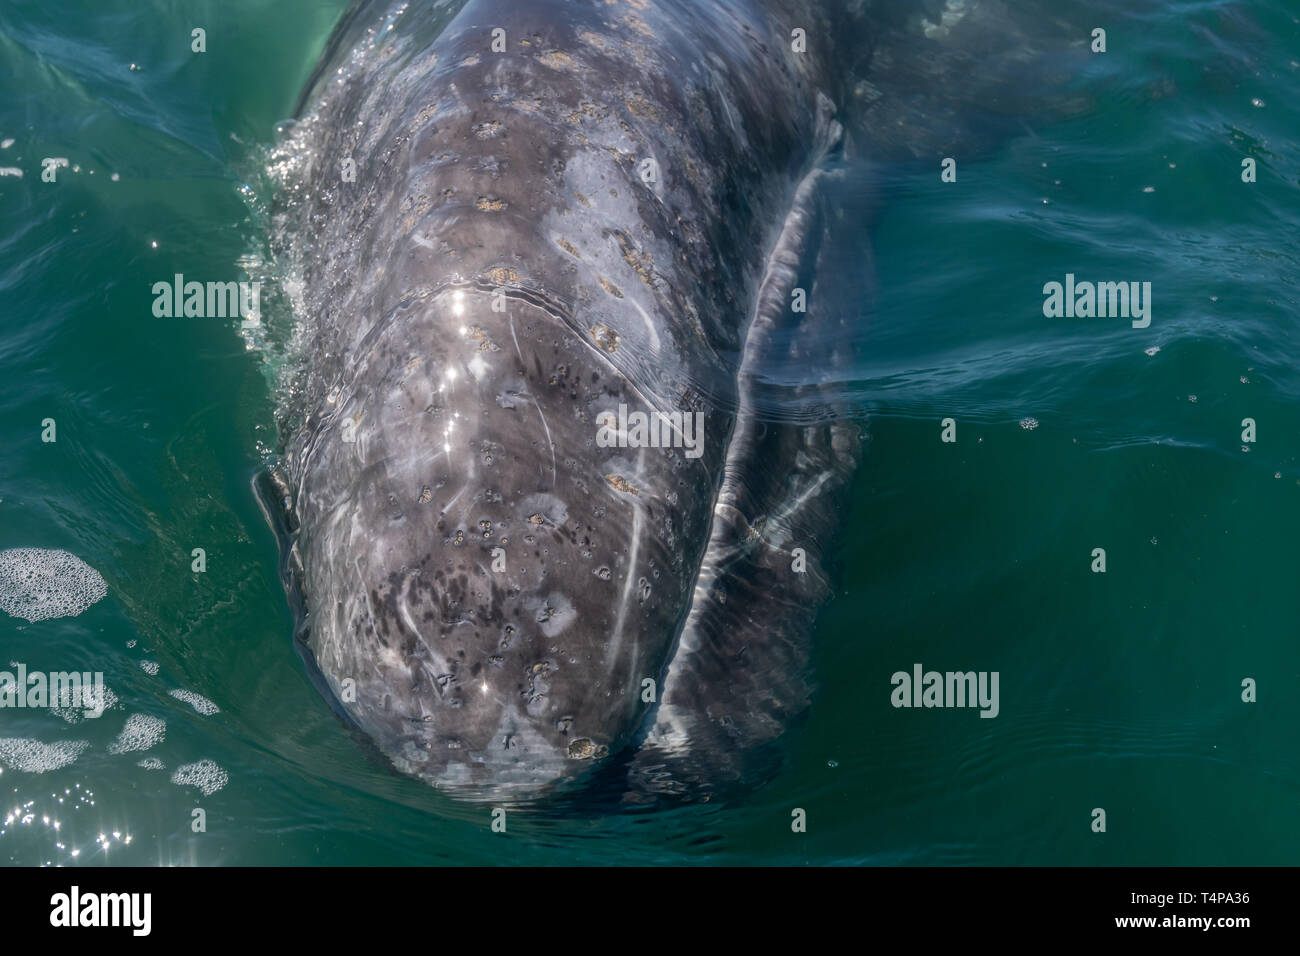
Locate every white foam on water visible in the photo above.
<box><xmin>107</xmin><ymin>714</ymin><xmax>165</xmax><ymax>754</ymax></box>
<box><xmin>170</xmin><ymin>760</ymin><xmax>228</xmax><ymax>796</ymax></box>
<box><xmin>168</xmin><ymin>688</ymin><xmax>219</xmax><ymax>715</ymax></box>
<box><xmin>136</xmin><ymin>757</ymin><xmax>165</xmax><ymax>770</ymax></box>
<box><xmin>0</xmin><ymin>738</ymin><xmax>89</xmax><ymax>773</ymax></box>
<box><xmin>139</xmin><ymin>660</ymin><xmax>159</xmax><ymax>675</ymax></box>
<box><xmin>49</xmin><ymin>684</ymin><xmax>119</xmax><ymax>723</ymax></box>
<box><xmin>0</xmin><ymin>549</ymin><xmax>108</xmax><ymax>622</ymax></box>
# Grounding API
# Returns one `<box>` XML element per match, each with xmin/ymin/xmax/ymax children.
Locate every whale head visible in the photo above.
<box><xmin>283</xmin><ymin>282</ymin><xmax>722</xmax><ymax>799</ymax></box>
<box><xmin>272</xmin><ymin>0</ymin><xmax>822</xmax><ymax>801</ymax></box>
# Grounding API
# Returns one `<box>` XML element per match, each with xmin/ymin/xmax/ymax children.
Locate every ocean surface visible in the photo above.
<box><xmin>1</xmin><ymin>0</ymin><xmax>1297</xmax><ymax>865</ymax></box>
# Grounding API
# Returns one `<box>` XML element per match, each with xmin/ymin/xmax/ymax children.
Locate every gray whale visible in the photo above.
<box><xmin>268</xmin><ymin>0</ymin><xmax>1087</xmax><ymax>801</ymax></box>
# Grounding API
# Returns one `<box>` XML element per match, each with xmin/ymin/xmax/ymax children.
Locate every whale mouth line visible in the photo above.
<box><xmin>465</xmin><ymin>277</ymin><xmax>574</xmax><ymax>329</ymax></box>
<box><xmin>346</xmin><ymin>276</ymin><xmax>574</xmax><ymax>361</ymax></box>
<box><xmin>439</xmin><ymin>276</ymin><xmax>664</xmax><ymax>413</ymax></box>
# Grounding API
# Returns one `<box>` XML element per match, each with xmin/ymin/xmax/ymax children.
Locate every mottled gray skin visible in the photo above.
<box><xmin>273</xmin><ymin>0</ymin><xmax>1083</xmax><ymax>800</ymax></box>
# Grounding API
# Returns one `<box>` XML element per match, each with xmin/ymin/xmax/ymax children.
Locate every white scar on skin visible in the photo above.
<box><xmin>608</xmin><ymin>444</ymin><xmax>646</xmax><ymax>664</ymax></box>
<box><xmin>627</xmin><ymin>297</ymin><xmax>661</xmax><ymax>351</ymax></box>
<box><xmin>508</xmin><ymin>313</ymin><xmax>557</xmax><ymax>486</ymax></box>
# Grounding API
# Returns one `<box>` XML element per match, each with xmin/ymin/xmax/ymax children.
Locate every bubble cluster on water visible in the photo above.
<box><xmin>0</xmin><ymin>738</ymin><xmax>89</xmax><ymax>773</ymax></box>
<box><xmin>0</xmin><ymin>549</ymin><xmax>107</xmax><ymax>622</ymax></box>
<box><xmin>168</xmin><ymin>688</ymin><xmax>220</xmax><ymax>715</ymax></box>
<box><xmin>49</xmin><ymin>684</ymin><xmax>119</xmax><ymax>723</ymax></box>
<box><xmin>107</xmin><ymin>714</ymin><xmax>166</xmax><ymax>754</ymax></box>
<box><xmin>170</xmin><ymin>760</ymin><xmax>228</xmax><ymax>796</ymax></box>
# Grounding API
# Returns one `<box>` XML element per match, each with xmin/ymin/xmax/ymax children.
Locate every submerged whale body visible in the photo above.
<box><xmin>270</xmin><ymin>0</ymin><xmax>1087</xmax><ymax>800</ymax></box>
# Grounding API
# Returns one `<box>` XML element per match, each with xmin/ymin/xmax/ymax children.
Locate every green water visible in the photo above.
<box><xmin>1</xmin><ymin>0</ymin><xmax>1297</xmax><ymax>865</ymax></box>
